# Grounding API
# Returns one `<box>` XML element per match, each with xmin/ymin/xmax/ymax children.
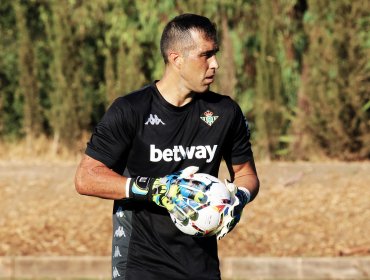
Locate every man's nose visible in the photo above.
<box><xmin>209</xmin><ymin>55</ymin><xmax>219</xmax><ymax>69</ymax></box>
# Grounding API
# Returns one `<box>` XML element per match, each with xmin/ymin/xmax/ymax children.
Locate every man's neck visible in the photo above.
<box><xmin>156</xmin><ymin>75</ymin><xmax>194</xmax><ymax>107</ymax></box>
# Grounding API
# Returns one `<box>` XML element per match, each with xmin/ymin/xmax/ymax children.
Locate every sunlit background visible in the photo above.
<box><xmin>0</xmin><ymin>0</ymin><xmax>369</xmax><ymax>279</ymax></box>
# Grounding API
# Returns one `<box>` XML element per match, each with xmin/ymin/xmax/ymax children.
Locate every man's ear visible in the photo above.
<box><xmin>168</xmin><ymin>51</ymin><xmax>182</xmax><ymax>69</ymax></box>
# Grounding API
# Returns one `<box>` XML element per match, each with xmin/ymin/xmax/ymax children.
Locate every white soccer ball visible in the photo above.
<box><xmin>170</xmin><ymin>173</ymin><xmax>234</xmax><ymax>237</ymax></box>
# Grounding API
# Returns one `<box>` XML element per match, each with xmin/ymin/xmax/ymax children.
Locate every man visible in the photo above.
<box><xmin>75</xmin><ymin>13</ymin><xmax>259</xmax><ymax>280</ymax></box>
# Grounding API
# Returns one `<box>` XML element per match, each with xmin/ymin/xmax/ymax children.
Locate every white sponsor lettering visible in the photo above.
<box><xmin>150</xmin><ymin>144</ymin><xmax>217</xmax><ymax>163</ymax></box>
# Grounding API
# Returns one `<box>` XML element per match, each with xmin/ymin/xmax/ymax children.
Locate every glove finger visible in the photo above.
<box><xmin>173</xmin><ymin>198</ymin><xmax>199</xmax><ymax>221</ymax></box>
<box><xmin>168</xmin><ymin>183</ymin><xmax>180</xmax><ymax>198</ymax></box>
<box><xmin>177</xmin><ymin>178</ymin><xmax>208</xmax><ymax>202</ymax></box>
<box><xmin>216</xmin><ymin>226</ymin><xmax>228</xmax><ymax>240</ymax></box>
<box><xmin>169</xmin><ymin>205</ymin><xmax>189</xmax><ymax>225</ymax></box>
<box><xmin>166</xmin><ymin>184</ymin><xmax>203</xmax><ymax>217</ymax></box>
<box><xmin>178</xmin><ymin>166</ymin><xmax>199</xmax><ymax>179</ymax></box>
<box><xmin>225</xmin><ymin>179</ymin><xmax>237</xmax><ymax>196</ymax></box>
<box><xmin>217</xmin><ymin>231</ymin><xmax>227</xmax><ymax>240</ymax></box>
<box><xmin>216</xmin><ymin>217</ymin><xmax>238</xmax><ymax>240</ymax></box>
<box><xmin>179</xmin><ymin>187</ymin><xmax>207</xmax><ymax>203</ymax></box>
<box><xmin>163</xmin><ymin>197</ymin><xmax>194</xmax><ymax>225</ymax></box>
<box><xmin>188</xmin><ymin>179</ymin><xmax>209</xmax><ymax>192</ymax></box>
<box><xmin>170</xmin><ymin>179</ymin><xmax>208</xmax><ymax>203</ymax></box>
<box><xmin>160</xmin><ymin>196</ymin><xmax>176</xmax><ymax>211</ymax></box>
<box><xmin>179</xmin><ymin>179</ymin><xmax>207</xmax><ymax>192</ymax></box>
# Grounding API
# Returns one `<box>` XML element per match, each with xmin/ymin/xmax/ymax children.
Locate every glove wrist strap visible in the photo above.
<box><xmin>245</xmin><ymin>188</ymin><xmax>251</xmax><ymax>204</ymax></box>
<box><xmin>239</xmin><ymin>187</ymin><xmax>251</xmax><ymax>204</ymax></box>
<box><xmin>127</xmin><ymin>176</ymin><xmax>154</xmax><ymax>201</ymax></box>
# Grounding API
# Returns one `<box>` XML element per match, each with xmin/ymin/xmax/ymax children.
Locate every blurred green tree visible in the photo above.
<box><xmin>13</xmin><ymin>1</ymin><xmax>43</xmax><ymax>150</ymax></box>
<box><xmin>293</xmin><ymin>0</ymin><xmax>370</xmax><ymax>160</ymax></box>
<box><xmin>0</xmin><ymin>0</ymin><xmax>368</xmax><ymax>160</ymax></box>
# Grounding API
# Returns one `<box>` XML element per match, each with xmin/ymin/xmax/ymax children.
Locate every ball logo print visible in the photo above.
<box><xmin>169</xmin><ymin>173</ymin><xmax>234</xmax><ymax>237</ymax></box>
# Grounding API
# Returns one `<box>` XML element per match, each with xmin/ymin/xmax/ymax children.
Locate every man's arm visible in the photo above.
<box><xmin>232</xmin><ymin>159</ymin><xmax>260</xmax><ymax>202</ymax></box>
<box><xmin>74</xmin><ymin>154</ymin><xmax>127</xmax><ymax>200</ymax></box>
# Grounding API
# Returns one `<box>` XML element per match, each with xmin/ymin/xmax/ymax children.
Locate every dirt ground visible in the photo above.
<box><xmin>0</xmin><ymin>159</ymin><xmax>369</xmax><ymax>258</ymax></box>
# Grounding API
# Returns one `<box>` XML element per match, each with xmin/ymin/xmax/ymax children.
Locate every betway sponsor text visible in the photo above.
<box><xmin>150</xmin><ymin>144</ymin><xmax>217</xmax><ymax>163</ymax></box>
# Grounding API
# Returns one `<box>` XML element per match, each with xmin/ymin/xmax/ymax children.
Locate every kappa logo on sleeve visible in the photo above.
<box><xmin>150</xmin><ymin>144</ymin><xmax>218</xmax><ymax>163</ymax></box>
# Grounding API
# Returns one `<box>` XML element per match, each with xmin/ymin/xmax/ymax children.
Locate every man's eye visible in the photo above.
<box><xmin>203</xmin><ymin>53</ymin><xmax>214</xmax><ymax>58</ymax></box>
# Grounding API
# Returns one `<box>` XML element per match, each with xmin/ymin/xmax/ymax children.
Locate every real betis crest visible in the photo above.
<box><xmin>200</xmin><ymin>110</ymin><xmax>219</xmax><ymax>126</ymax></box>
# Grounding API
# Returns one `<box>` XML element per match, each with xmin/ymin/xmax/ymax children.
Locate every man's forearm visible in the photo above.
<box><xmin>233</xmin><ymin>174</ymin><xmax>259</xmax><ymax>202</ymax></box>
<box><xmin>75</xmin><ymin>155</ymin><xmax>127</xmax><ymax>200</ymax></box>
<box><xmin>232</xmin><ymin>160</ymin><xmax>260</xmax><ymax>202</ymax></box>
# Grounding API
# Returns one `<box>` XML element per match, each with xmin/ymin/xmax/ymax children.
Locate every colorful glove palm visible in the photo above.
<box><xmin>128</xmin><ymin>166</ymin><xmax>207</xmax><ymax>224</ymax></box>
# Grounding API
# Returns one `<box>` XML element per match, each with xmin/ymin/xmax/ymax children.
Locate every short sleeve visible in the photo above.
<box><xmin>228</xmin><ymin>102</ymin><xmax>253</xmax><ymax>165</ymax></box>
<box><xmin>85</xmin><ymin>98</ymin><xmax>135</xmax><ymax>168</ymax></box>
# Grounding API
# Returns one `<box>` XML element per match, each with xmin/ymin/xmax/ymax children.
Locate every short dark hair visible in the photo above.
<box><xmin>160</xmin><ymin>14</ymin><xmax>218</xmax><ymax>64</ymax></box>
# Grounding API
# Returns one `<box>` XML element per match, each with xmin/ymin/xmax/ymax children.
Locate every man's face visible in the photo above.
<box><xmin>179</xmin><ymin>30</ymin><xmax>219</xmax><ymax>93</ymax></box>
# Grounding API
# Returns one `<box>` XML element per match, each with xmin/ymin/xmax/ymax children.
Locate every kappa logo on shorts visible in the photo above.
<box><xmin>116</xmin><ymin>207</ymin><xmax>125</xmax><ymax>218</ymax></box>
<box><xmin>114</xmin><ymin>226</ymin><xmax>126</xmax><ymax>238</ymax></box>
<box><xmin>113</xmin><ymin>246</ymin><xmax>122</xmax><ymax>258</ymax></box>
<box><xmin>145</xmin><ymin>114</ymin><xmax>165</xmax><ymax>125</ymax></box>
<box><xmin>112</xmin><ymin>266</ymin><xmax>121</xmax><ymax>278</ymax></box>
<box><xmin>200</xmin><ymin>110</ymin><xmax>219</xmax><ymax>126</ymax></box>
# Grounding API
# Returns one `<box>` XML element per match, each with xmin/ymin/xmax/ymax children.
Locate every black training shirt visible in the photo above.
<box><xmin>86</xmin><ymin>82</ymin><xmax>253</xmax><ymax>280</ymax></box>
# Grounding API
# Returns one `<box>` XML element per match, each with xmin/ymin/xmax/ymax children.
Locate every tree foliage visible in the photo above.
<box><xmin>293</xmin><ymin>0</ymin><xmax>370</xmax><ymax>160</ymax></box>
<box><xmin>0</xmin><ymin>0</ymin><xmax>368</xmax><ymax>160</ymax></box>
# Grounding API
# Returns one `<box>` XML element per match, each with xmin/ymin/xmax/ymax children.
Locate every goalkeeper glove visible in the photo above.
<box><xmin>216</xmin><ymin>181</ymin><xmax>251</xmax><ymax>240</ymax></box>
<box><xmin>126</xmin><ymin>166</ymin><xmax>207</xmax><ymax>223</ymax></box>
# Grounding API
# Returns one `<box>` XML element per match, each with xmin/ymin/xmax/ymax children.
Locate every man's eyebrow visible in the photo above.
<box><xmin>200</xmin><ymin>47</ymin><xmax>220</xmax><ymax>56</ymax></box>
